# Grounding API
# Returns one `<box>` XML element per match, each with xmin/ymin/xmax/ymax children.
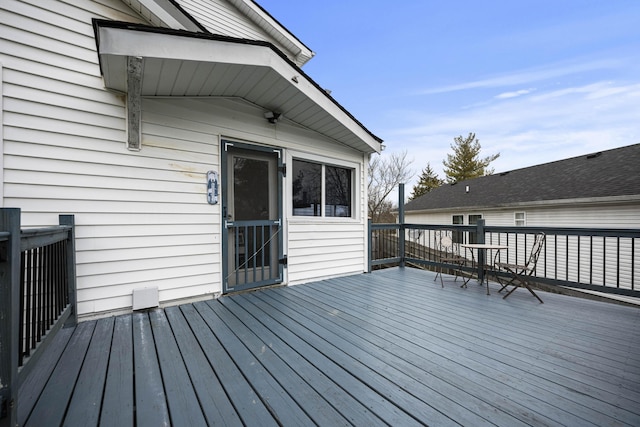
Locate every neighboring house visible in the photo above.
<box><xmin>404</xmin><ymin>143</ymin><xmax>640</xmax><ymax>290</ymax></box>
<box><xmin>404</xmin><ymin>143</ymin><xmax>640</xmax><ymax>229</ymax></box>
<box><xmin>1</xmin><ymin>0</ymin><xmax>382</xmax><ymax>319</ymax></box>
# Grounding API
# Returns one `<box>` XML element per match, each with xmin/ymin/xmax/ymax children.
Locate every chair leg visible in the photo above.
<box><xmin>498</xmin><ymin>277</ymin><xmax>516</xmax><ymax>293</ymax></box>
<box><xmin>522</xmin><ymin>281</ymin><xmax>544</xmax><ymax>303</ymax></box>
<box><xmin>434</xmin><ymin>267</ymin><xmax>444</xmax><ymax>287</ymax></box>
<box><xmin>497</xmin><ymin>267</ymin><xmax>519</xmax><ymax>293</ymax></box>
<box><xmin>501</xmin><ymin>274</ymin><xmax>544</xmax><ymax>303</ymax></box>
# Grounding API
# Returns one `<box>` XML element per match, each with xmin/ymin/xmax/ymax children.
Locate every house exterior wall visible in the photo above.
<box><xmin>176</xmin><ymin>0</ymin><xmax>305</xmax><ymax>64</ymax></box>
<box><xmin>405</xmin><ymin>203</ymin><xmax>640</xmax><ymax>290</ymax></box>
<box><xmin>2</xmin><ymin>0</ymin><xmax>370</xmax><ymax>318</ymax></box>
<box><xmin>405</xmin><ymin>203</ymin><xmax>640</xmax><ymax>228</ymax></box>
<box><xmin>177</xmin><ymin>0</ymin><xmax>266</xmax><ymax>38</ymax></box>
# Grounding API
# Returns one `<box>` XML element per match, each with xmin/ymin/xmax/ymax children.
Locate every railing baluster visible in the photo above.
<box><xmin>370</xmin><ymin>222</ymin><xmax>639</xmax><ymax>298</ymax></box>
<box><xmin>20</xmin><ymin>251</ymin><xmax>27</xmax><ymax>366</ymax></box>
<box><xmin>590</xmin><ymin>236</ymin><xmax>593</xmax><ymax>285</ymax></box>
<box><xmin>30</xmin><ymin>249</ymin><xmax>37</xmax><ymax>355</ymax></box>
<box><xmin>603</xmin><ymin>237</ymin><xmax>606</xmax><ymax>287</ymax></box>
<box><xmin>617</xmin><ymin>237</ymin><xmax>620</xmax><ymax>288</ymax></box>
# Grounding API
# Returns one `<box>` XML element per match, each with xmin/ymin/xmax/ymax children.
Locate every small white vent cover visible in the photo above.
<box><xmin>132</xmin><ymin>287</ymin><xmax>159</xmax><ymax>310</ymax></box>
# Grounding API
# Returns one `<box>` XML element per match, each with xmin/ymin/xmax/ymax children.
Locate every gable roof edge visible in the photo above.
<box><xmin>125</xmin><ymin>0</ymin><xmax>208</xmax><ymax>32</ymax></box>
<box><xmin>227</xmin><ymin>0</ymin><xmax>314</xmax><ymax>66</ymax></box>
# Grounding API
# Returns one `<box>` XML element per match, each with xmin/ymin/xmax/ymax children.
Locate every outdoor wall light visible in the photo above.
<box><xmin>264</xmin><ymin>111</ymin><xmax>281</xmax><ymax>124</ymax></box>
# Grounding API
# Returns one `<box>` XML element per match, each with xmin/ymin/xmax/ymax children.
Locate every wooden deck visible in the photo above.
<box><xmin>18</xmin><ymin>267</ymin><xmax>640</xmax><ymax>426</ymax></box>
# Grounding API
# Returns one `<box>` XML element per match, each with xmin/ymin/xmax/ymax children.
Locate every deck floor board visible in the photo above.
<box><xmin>132</xmin><ymin>312</ymin><xmax>170</xmax><ymax>427</ymax></box>
<box><xmin>100</xmin><ymin>315</ymin><xmax>134</xmax><ymax>427</ymax></box>
<box><xmin>164</xmin><ymin>305</ymin><xmax>243</xmax><ymax>426</ymax></box>
<box><xmin>63</xmin><ymin>317</ymin><xmax>114</xmax><ymax>427</ymax></box>
<box><xmin>18</xmin><ymin>267</ymin><xmax>640</xmax><ymax>426</ymax></box>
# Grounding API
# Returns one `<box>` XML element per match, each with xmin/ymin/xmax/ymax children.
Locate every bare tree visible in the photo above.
<box><xmin>368</xmin><ymin>150</ymin><xmax>413</xmax><ymax>223</ymax></box>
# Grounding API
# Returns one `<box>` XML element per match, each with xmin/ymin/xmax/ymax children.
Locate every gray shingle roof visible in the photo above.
<box><xmin>404</xmin><ymin>143</ymin><xmax>640</xmax><ymax>212</ymax></box>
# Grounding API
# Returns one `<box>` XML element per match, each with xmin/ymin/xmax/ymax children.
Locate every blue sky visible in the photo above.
<box><xmin>258</xmin><ymin>0</ymin><xmax>640</xmax><ymax>192</ymax></box>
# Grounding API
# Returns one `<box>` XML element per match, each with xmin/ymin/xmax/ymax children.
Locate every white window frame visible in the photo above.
<box><xmin>288</xmin><ymin>151</ymin><xmax>359</xmax><ymax>221</ymax></box>
<box><xmin>515</xmin><ymin>212</ymin><xmax>526</xmax><ymax>226</ymax></box>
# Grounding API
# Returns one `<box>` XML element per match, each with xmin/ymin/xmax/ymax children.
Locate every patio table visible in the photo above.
<box><xmin>461</xmin><ymin>243</ymin><xmax>509</xmax><ymax>294</ymax></box>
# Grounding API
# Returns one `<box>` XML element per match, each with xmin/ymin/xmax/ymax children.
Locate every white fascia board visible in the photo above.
<box><xmin>99</xmin><ymin>27</ymin><xmax>272</xmax><ymax>65</ymax></box>
<box><xmin>227</xmin><ymin>0</ymin><xmax>314</xmax><ymax>65</ymax></box>
<box><xmin>97</xmin><ymin>26</ymin><xmax>380</xmax><ymax>152</ymax></box>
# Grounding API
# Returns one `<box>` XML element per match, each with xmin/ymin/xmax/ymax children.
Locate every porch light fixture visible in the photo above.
<box><xmin>264</xmin><ymin>111</ymin><xmax>281</xmax><ymax>124</ymax></box>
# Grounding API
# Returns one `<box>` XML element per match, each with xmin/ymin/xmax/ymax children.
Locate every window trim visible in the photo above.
<box><xmin>288</xmin><ymin>152</ymin><xmax>359</xmax><ymax>221</ymax></box>
<box><xmin>515</xmin><ymin>211</ymin><xmax>526</xmax><ymax>226</ymax></box>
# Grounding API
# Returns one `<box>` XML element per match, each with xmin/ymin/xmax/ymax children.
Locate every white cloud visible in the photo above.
<box><xmin>418</xmin><ymin>58</ymin><xmax>622</xmax><ymax>95</ymax></box>
<box><xmin>380</xmin><ymin>79</ymin><xmax>640</xmax><ymax>188</ymax></box>
<box><xmin>495</xmin><ymin>88</ymin><xmax>535</xmax><ymax>99</ymax></box>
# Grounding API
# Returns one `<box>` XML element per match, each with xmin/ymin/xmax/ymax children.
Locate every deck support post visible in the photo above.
<box><xmin>476</xmin><ymin>219</ymin><xmax>486</xmax><ymax>282</ymax></box>
<box><xmin>59</xmin><ymin>215</ymin><xmax>77</xmax><ymax>327</ymax></box>
<box><xmin>0</xmin><ymin>208</ymin><xmax>21</xmax><ymax>427</ymax></box>
<box><xmin>367</xmin><ymin>218</ymin><xmax>372</xmax><ymax>273</ymax></box>
<box><xmin>398</xmin><ymin>184</ymin><xmax>405</xmax><ymax>268</ymax></box>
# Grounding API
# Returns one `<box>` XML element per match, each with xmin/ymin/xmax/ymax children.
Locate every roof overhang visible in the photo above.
<box><xmin>93</xmin><ymin>20</ymin><xmax>382</xmax><ymax>153</ymax></box>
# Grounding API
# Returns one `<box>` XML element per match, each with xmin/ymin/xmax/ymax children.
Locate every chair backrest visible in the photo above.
<box><xmin>525</xmin><ymin>232</ymin><xmax>546</xmax><ymax>270</ymax></box>
<box><xmin>436</xmin><ymin>230</ymin><xmax>458</xmax><ymax>256</ymax></box>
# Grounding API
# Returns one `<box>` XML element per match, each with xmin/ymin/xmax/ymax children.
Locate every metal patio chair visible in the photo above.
<box><xmin>434</xmin><ymin>230</ymin><xmax>467</xmax><ymax>287</ymax></box>
<box><xmin>496</xmin><ymin>232</ymin><xmax>546</xmax><ymax>303</ymax></box>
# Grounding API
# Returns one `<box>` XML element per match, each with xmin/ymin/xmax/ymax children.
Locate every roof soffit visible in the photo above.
<box><xmin>94</xmin><ymin>21</ymin><xmax>381</xmax><ymax>153</ymax></box>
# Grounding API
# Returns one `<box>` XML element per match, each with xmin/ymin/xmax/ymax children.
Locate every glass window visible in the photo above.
<box><xmin>292</xmin><ymin>160</ymin><xmax>321</xmax><ymax>216</ymax></box>
<box><xmin>325</xmin><ymin>165</ymin><xmax>351</xmax><ymax>217</ymax></box>
<box><xmin>515</xmin><ymin>212</ymin><xmax>526</xmax><ymax>226</ymax></box>
<box><xmin>292</xmin><ymin>159</ymin><xmax>353</xmax><ymax>217</ymax></box>
<box><xmin>452</xmin><ymin>215</ymin><xmax>464</xmax><ymax>243</ymax></box>
<box><xmin>468</xmin><ymin>214</ymin><xmax>483</xmax><ymax>244</ymax></box>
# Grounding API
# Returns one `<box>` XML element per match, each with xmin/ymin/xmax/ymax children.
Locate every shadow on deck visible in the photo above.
<box><xmin>18</xmin><ymin>268</ymin><xmax>640</xmax><ymax>426</ymax></box>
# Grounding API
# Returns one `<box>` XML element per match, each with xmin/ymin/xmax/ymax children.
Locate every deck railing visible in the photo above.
<box><xmin>0</xmin><ymin>208</ymin><xmax>77</xmax><ymax>426</ymax></box>
<box><xmin>369</xmin><ymin>220</ymin><xmax>640</xmax><ymax>298</ymax></box>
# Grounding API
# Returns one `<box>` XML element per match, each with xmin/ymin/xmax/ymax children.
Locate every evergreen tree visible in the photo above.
<box><xmin>442</xmin><ymin>133</ymin><xmax>499</xmax><ymax>183</ymax></box>
<box><xmin>409</xmin><ymin>163</ymin><xmax>444</xmax><ymax>200</ymax></box>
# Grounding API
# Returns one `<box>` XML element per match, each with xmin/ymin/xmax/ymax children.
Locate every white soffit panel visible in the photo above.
<box><xmin>95</xmin><ymin>23</ymin><xmax>382</xmax><ymax>153</ymax></box>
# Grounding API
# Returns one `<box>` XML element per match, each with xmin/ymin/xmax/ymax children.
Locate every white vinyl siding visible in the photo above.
<box><xmin>177</xmin><ymin>0</ymin><xmax>263</xmax><ymax>37</ymax></box>
<box><xmin>287</xmin><ymin>221</ymin><xmax>366</xmax><ymax>284</ymax></box>
<box><xmin>175</xmin><ymin>0</ymin><xmax>309</xmax><ymax>66</ymax></box>
<box><xmin>285</xmin><ymin>147</ymin><xmax>366</xmax><ymax>284</ymax></box>
<box><xmin>1</xmin><ymin>0</ymin><xmax>222</xmax><ymax>317</ymax></box>
<box><xmin>2</xmin><ymin>0</ymin><xmax>370</xmax><ymax>318</ymax></box>
<box><xmin>407</xmin><ymin>204</ymin><xmax>640</xmax><ymax>229</ymax></box>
